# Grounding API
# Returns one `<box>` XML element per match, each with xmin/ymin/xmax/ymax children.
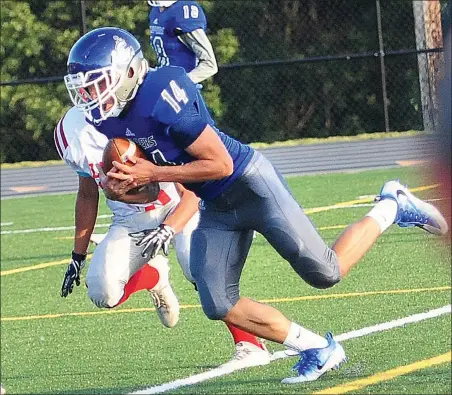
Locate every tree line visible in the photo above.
<box><xmin>1</xmin><ymin>0</ymin><xmax>445</xmax><ymax>163</ymax></box>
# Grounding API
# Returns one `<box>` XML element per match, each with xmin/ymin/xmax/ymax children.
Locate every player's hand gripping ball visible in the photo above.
<box><xmin>102</xmin><ymin>138</ymin><xmax>160</xmax><ymax>203</ymax></box>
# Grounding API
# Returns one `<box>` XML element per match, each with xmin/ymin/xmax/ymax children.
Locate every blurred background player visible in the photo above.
<box><xmin>148</xmin><ymin>0</ymin><xmax>218</xmax><ymax>83</ymax></box>
<box><xmin>58</xmin><ymin>106</ymin><xmax>270</xmax><ymax>369</ymax></box>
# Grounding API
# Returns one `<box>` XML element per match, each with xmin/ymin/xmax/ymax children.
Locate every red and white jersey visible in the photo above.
<box><xmin>54</xmin><ymin>106</ymin><xmax>180</xmax><ymax>218</ymax></box>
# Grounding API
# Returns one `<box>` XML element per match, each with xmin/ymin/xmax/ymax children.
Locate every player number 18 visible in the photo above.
<box><xmin>161</xmin><ymin>80</ymin><xmax>189</xmax><ymax>113</ymax></box>
<box><xmin>183</xmin><ymin>5</ymin><xmax>198</xmax><ymax>19</ymax></box>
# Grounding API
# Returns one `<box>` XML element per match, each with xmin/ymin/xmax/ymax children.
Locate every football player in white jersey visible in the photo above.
<box><xmin>55</xmin><ymin>106</ymin><xmax>200</xmax><ymax>327</ymax></box>
<box><xmin>56</xmin><ymin>106</ymin><xmax>270</xmax><ymax>369</ymax></box>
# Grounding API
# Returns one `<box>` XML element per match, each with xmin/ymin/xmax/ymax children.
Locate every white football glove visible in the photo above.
<box><xmin>130</xmin><ymin>224</ymin><xmax>175</xmax><ymax>259</ymax></box>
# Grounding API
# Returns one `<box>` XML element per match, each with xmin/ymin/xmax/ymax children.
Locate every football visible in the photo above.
<box><xmin>102</xmin><ymin>137</ymin><xmax>160</xmax><ymax>203</ymax></box>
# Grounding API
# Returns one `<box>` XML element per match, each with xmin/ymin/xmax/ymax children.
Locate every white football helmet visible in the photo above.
<box><xmin>147</xmin><ymin>0</ymin><xmax>177</xmax><ymax>7</ymax></box>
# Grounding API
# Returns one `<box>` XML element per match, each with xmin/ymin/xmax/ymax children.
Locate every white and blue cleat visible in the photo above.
<box><xmin>376</xmin><ymin>180</ymin><xmax>448</xmax><ymax>236</ymax></box>
<box><xmin>281</xmin><ymin>332</ymin><xmax>346</xmax><ymax>384</ymax></box>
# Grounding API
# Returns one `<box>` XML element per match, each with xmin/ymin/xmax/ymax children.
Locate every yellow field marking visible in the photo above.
<box><xmin>319</xmin><ymin>225</ymin><xmax>347</xmax><ymax>231</ymax></box>
<box><xmin>1</xmin><ymin>184</ymin><xmax>439</xmax><ymax>277</ymax></box>
<box><xmin>9</xmin><ymin>186</ymin><xmax>48</xmax><ymax>193</ymax></box>
<box><xmin>396</xmin><ymin>160</ymin><xmax>429</xmax><ymax>167</ymax></box>
<box><xmin>0</xmin><ymin>254</ymin><xmax>93</xmax><ymax>276</ymax></box>
<box><xmin>304</xmin><ymin>183</ymin><xmax>439</xmax><ymax>215</ymax></box>
<box><xmin>314</xmin><ymin>351</ymin><xmax>452</xmax><ymax>394</ymax></box>
<box><xmin>1</xmin><ymin>286</ymin><xmax>449</xmax><ymax>323</ymax></box>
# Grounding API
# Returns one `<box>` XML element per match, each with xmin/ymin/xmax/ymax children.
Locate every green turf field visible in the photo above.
<box><xmin>1</xmin><ymin>166</ymin><xmax>451</xmax><ymax>394</ymax></box>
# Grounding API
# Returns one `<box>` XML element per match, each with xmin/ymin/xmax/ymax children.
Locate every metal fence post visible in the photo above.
<box><xmin>80</xmin><ymin>0</ymin><xmax>87</xmax><ymax>36</ymax></box>
<box><xmin>376</xmin><ymin>0</ymin><xmax>390</xmax><ymax>132</ymax></box>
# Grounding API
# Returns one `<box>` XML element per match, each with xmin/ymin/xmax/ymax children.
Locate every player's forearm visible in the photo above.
<box><xmin>188</xmin><ymin>60</ymin><xmax>218</xmax><ymax>83</ymax></box>
<box><xmin>181</xmin><ymin>29</ymin><xmax>218</xmax><ymax>83</ymax></box>
<box><xmin>153</xmin><ymin>159</ymin><xmax>232</xmax><ymax>183</ymax></box>
<box><xmin>163</xmin><ymin>186</ymin><xmax>199</xmax><ymax>233</ymax></box>
<box><xmin>74</xmin><ymin>184</ymin><xmax>99</xmax><ymax>254</ymax></box>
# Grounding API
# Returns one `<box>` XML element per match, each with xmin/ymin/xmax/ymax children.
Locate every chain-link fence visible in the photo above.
<box><xmin>1</xmin><ymin>0</ymin><xmax>449</xmax><ymax>163</ymax></box>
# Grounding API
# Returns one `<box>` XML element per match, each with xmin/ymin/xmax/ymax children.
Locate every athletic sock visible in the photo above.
<box><xmin>366</xmin><ymin>198</ymin><xmax>398</xmax><ymax>234</ymax></box>
<box><xmin>226</xmin><ymin>323</ymin><xmax>265</xmax><ymax>350</ymax></box>
<box><xmin>283</xmin><ymin>322</ymin><xmax>329</xmax><ymax>352</ymax></box>
<box><xmin>113</xmin><ymin>264</ymin><xmax>160</xmax><ymax>307</ymax></box>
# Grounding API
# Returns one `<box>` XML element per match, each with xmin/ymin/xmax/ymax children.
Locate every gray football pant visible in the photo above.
<box><xmin>190</xmin><ymin>151</ymin><xmax>341</xmax><ymax>320</ymax></box>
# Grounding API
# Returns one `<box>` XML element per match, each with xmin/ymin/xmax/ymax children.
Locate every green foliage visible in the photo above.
<box><xmin>0</xmin><ymin>0</ymin><xmax>433</xmax><ymax>162</ymax></box>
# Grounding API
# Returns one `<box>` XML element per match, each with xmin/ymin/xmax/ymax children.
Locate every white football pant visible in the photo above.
<box><xmin>85</xmin><ymin>207</ymin><xmax>199</xmax><ymax>308</ymax></box>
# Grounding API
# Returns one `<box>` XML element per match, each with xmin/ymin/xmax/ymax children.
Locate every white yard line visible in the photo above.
<box><xmin>129</xmin><ymin>305</ymin><xmax>451</xmax><ymax>395</ymax></box>
<box><xmin>0</xmin><ymin>223</ymin><xmax>111</xmax><ymax>235</ymax></box>
<box><xmin>0</xmin><ymin>222</ymin><xmax>13</xmax><ymax>226</ymax></box>
<box><xmin>2</xmin><ymin>198</ymin><xmax>445</xmax><ymax>236</ymax></box>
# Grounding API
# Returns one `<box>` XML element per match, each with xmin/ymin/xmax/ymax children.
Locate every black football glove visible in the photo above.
<box><xmin>129</xmin><ymin>224</ymin><xmax>175</xmax><ymax>259</ymax></box>
<box><xmin>61</xmin><ymin>251</ymin><xmax>86</xmax><ymax>297</ymax></box>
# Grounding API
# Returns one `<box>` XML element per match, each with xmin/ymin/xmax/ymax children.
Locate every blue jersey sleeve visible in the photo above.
<box><xmin>168</xmin><ymin>101</ymin><xmax>208</xmax><ymax>148</ymax></box>
<box><xmin>153</xmin><ymin>69</ymin><xmax>201</xmax><ymax>125</ymax></box>
<box><xmin>173</xmin><ymin>1</ymin><xmax>207</xmax><ymax>34</ymax></box>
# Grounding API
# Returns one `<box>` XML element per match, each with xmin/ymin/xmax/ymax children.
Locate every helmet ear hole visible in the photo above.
<box><xmin>128</xmin><ymin>68</ymin><xmax>135</xmax><ymax>78</ymax></box>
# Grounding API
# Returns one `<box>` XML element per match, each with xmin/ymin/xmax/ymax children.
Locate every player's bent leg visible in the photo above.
<box><xmin>237</xmin><ymin>153</ymin><xmax>341</xmax><ymax>289</ymax></box>
<box><xmin>85</xmin><ymin>224</ymin><xmax>180</xmax><ymax>328</ymax></box>
<box><xmin>190</xmin><ymin>225</ymin><xmax>271</xmax><ymax>368</ymax></box>
<box><xmin>190</xmin><ymin>225</ymin><xmax>254</xmax><ymax>321</ymax></box>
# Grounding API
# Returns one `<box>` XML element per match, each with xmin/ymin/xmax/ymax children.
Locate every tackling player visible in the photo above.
<box><xmin>63</xmin><ymin>27</ymin><xmax>448</xmax><ymax>383</ymax></box>
<box><xmin>56</xmin><ymin>105</ymin><xmax>270</xmax><ymax>369</ymax></box>
<box><xmin>56</xmin><ymin>106</ymin><xmax>189</xmax><ymax>328</ymax></box>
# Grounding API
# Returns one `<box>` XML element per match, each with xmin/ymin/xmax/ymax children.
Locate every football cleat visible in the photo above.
<box><xmin>282</xmin><ymin>332</ymin><xmax>346</xmax><ymax>384</ymax></box>
<box><xmin>376</xmin><ymin>180</ymin><xmax>448</xmax><ymax>236</ymax></box>
<box><xmin>148</xmin><ymin>256</ymin><xmax>180</xmax><ymax>328</ymax></box>
<box><xmin>219</xmin><ymin>341</ymin><xmax>271</xmax><ymax>371</ymax></box>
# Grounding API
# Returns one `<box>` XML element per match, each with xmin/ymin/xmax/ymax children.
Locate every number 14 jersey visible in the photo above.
<box><xmin>91</xmin><ymin>66</ymin><xmax>254</xmax><ymax>200</ymax></box>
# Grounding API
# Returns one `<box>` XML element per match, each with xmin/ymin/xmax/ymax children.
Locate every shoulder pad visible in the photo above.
<box><xmin>55</xmin><ymin>107</ymin><xmax>107</xmax><ymax>176</ymax></box>
<box><xmin>136</xmin><ymin>67</ymin><xmax>197</xmax><ymax>122</ymax></box>
<box><xmin>151</xmin><ymin>68</ymin><xmax>199</xmax><ymax>125</ymax></box>
<box><xmin>172</xmin><ymin>1</ymin><xmax>206</xmax><ymax>33</ymax></box>
<box><xmin>54</xmin><ymin>107</ymin><xmax>86</xmax><ymax>160</ymax></box>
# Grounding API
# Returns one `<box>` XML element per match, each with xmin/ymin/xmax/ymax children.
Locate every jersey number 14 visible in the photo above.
<box><xmin>161</xmin><ymin>80</ymin><xmax>189</xmax><ymax>113</ymax></box>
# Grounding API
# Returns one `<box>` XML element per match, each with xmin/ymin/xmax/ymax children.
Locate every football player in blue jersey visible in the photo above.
<box><xmin>88</xmin><ymin>1</ymin><xmax>267</xmax><ymax>367</ymax></box>
<box><xmin>148</xmin><ymin>0</ymin><xmax>218</xmax><ymax>83</ymax></box>
<box><xmin>64</xmin><ymin>27</ymin><xmax>448</xmax><ymax>384</ymax></box>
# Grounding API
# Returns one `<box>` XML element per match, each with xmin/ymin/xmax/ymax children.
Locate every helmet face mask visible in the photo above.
<box><xmin>65</xmin><ymin>68</ymin><xmax>120</xmax><ymax>122</ymax></box>
<box><xmin>65</xmin><ymin>28</ymin><xmax>148</xmax><ymax>123</ymax></box>
<box><xmin>147</xmin><ymin>1</ymin><xmax>177</xmax><ymax>7</ymax></box>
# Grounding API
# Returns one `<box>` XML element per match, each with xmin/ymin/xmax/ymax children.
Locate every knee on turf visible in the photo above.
<box><xmin>86</xmin><ymin>277</ymin><xmax>123</xmax><ymax>308</ymax></box>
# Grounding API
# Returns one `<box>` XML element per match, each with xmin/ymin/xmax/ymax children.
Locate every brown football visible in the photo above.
<box><xmin>102</xmin><ymin>137</ymin><xmax>160</xmax><ymax>203</ymax></box>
